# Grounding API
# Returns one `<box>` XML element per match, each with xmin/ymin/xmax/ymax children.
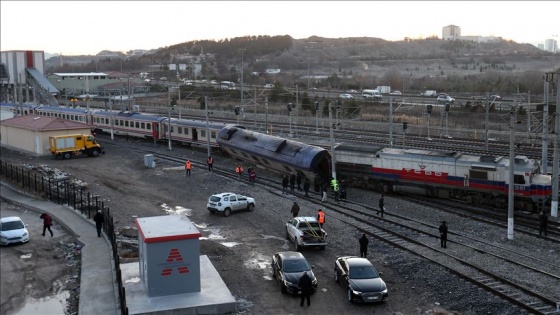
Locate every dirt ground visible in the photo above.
<box><xmin>0</xmin><ymin>202</ymin><xmax>80</xmax><ymax>315</ymax></box>
<box><xmin>1</xmin><ymin>136</ymin><xmax>466</xmax><ymax>315</ymax></box>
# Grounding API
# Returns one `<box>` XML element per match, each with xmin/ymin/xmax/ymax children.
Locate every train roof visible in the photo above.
<box><xmin>94</xmin><ymin>110</ymin><xmax>165</xmax><ymax>122</ymax></box>
<box><xmin>335</xmin><ymin>143</ymin><xmax>384</xmax><ymax>154</ymax></box>
<box><xmin>35</xmin><ymin>105</ymin><xmax>91</xmax><ymax>114</ymax></box>
<box><xmin>170</xmin><ymin>118</ymin><xmax>245</xmax><ymax>130</ymax></box>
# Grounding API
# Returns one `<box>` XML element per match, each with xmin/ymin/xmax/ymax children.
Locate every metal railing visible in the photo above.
<box><xmin>0</xmin><ymin>160</ymin><xmax>128</xmax><ymax>315</ymax></box>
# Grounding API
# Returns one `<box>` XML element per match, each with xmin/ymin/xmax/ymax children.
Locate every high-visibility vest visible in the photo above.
<box><xmin>185</xmin><ymin>161</ymin><xmax>192</xmax><ymax>170</ymax></box>
<box><xmin>236</xmin><ymin>166</ymin><xmax>243</xmax><ymax>173</ymax></box>
<box><xmin>317</xmin><ymin>211</ymin><xmax>325</xmax><ymax>224</ymax></box>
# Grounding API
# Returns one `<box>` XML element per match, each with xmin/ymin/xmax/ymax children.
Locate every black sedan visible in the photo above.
<box><xmin>271</xmin><ymin>251</ymin><xmax>317</xmax><ymax>294</ymax></box>
<box><xmin>334</xmin><ymin>256</ymin><xmax>388</xmax><ymax>303</ymax></box>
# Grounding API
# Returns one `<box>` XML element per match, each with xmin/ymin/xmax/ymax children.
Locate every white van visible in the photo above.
<box><xmin>362</xmin><ymin>89</ymin><xmax>383</xmax><ymax>100</ymax></box>
<box><xmin>422</xmin><ymin>90</ymin><xmax>437</xmax><ymax>97</ymax></box>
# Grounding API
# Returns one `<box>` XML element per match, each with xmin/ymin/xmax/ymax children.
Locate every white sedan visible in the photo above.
<box><xmin>389</xmin><ymin>90</ymin><xmax>402</xmax><ymax>95</ymax></box>
<box><xmin>0</xmin><ymin>216</ymin><xmax>30</xmax><ymax>245</ymax></box>
<box><xmin>339</xmin><ymin>93</ymin><xmax>353</xmax><ymax>99</ymax></box>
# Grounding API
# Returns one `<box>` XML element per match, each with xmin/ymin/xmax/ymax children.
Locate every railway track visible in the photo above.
<box><xmin>101</xmin><ymin>136</ymin><xmax>559</xmax><ymax>314</ymax></box>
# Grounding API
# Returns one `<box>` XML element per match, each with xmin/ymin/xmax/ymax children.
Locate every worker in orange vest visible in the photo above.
<box><xmin>317</xmin><ymin>209</ymin><xmax>325</xmax><ymax>228</ymax></box>
<box><xmin>235</xmin><ymin>165</ymin><xmax>244</xmax><ymax>180</ymax></box>
<box><xmin>185</xmin><ymin>160</ymin><xmax>192</xmax><ymax>177</ymax></box>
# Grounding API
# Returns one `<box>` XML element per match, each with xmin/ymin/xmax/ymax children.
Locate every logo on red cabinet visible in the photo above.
<box><xmin>160</xmin><ymin>248</ymin><xmax>189</xmax><ymax>276</ymax></box>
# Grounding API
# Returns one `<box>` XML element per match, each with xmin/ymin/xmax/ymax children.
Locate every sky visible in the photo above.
<box><xmin>1</xmin><ymin>1</ymin><xmax>559</xmax><ymax>56</ymax></box>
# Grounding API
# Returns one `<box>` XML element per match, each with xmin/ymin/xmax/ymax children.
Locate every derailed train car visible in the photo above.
<box><xmin>217</xmin><ymin>126</ymin><xmax>331</xmax><ymax>181</ymax></box>
<box><xmin>335</xmin><ymin>143</ymin><xmax>552</xmax><ymax>211</ymax></box>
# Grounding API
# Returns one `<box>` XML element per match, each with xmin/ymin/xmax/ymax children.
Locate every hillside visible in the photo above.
<box><xmin>46</xmin><ymin>35</ymin><xmax>559</xmax><ymax>94</ymax></box>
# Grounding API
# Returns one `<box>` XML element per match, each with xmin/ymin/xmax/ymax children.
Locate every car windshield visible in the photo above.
<box><xmin>284</xmin><ymin>259</ymin><xmax>310</xmax><ymax>273</ymax></box>
<box><xmin>1</xmin><ymin>220</ymin><xmax>24</xmax><ymax>231</ymax></box>
<box><xmin>349</xmin><ymin>266</ymin><xmax>379</xmax><ymax>279</ymax></box>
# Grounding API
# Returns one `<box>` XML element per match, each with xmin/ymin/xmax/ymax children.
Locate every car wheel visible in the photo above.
<box><xmin>91</xmin><ymin>149</ymin><xmax>100</xmax><ymax>157</ymax></box>
<box><xmin>348</xmin><ymin>288</ymin><xmax>354</xmax><ymax>303</ymax></box>
<box><xmin>63</xmin><ymin>152</ymin><xmax>71</xmax><ymax>159</ymax></box>
<box><xmin>247</xmin><ymin>203</ymin><xmax>254</xmax><ymax>211</ymax></box>
<box><xmin>334</xmin><ymin>270</ymin><xmax>339</xmax><ymax>283</ymax></box>
<box><xmin>224</xmin><ymin>208</ymin><xmax>231</xmax><ymax>217</ymax></box>
<box><xmin>285</xmin><ymin>229</ymin><xmax>290</xmax><ymax>240</ymax></box>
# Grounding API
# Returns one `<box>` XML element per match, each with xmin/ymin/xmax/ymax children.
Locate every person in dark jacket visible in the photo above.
<box><xmin>291</xmin><ymin>202</ymin><xmax>300</xmax><ymax>217</ymax></box>
<box><xmin>282</xmin><ymin>175</ymin><xmax>289</xmax><ymax>194</ymax></box>
<box><xmin>94</xmin><ymin>210</ymin><xmax>104</xmax><ymax>237</ymax></box>
<box><xmin>539</xmin><ymin>211</ymin><xmax>548</xmax><ymax>236</ymax></box>
<box><xmin>298</xmin><ymin>271</ymin><xmax>313</xmax><ymax>307</ymax></box>
<box><xmin>40</xmin><ymin>213</ymin><xmax>53</xmax><ymax>237</ymax></box>
<box><xmin>377</xmin><ymin>194</ymin><xmax>385</xmax><ymax>217</ymax></box>
<box><xmin>289</xmin><ymin>172</ymin><xmax>296</xmax><ymax>191</ymax></box>
<box><xmin>359</xmin><ymin>233</ymin><xmax>369</xmax><ymax>258</ymax></box>
<box><xmin>303</xmin><ymin>178</ymin><xmax>311</xmax><ymax>197</ymax></box>
<box><xmin>439</xmin><ymin>221</ymin><xmax>448</xmax><ymax>248</ymax></box>
<box><xmin>296</xmin><ymin>172</ymin><xmax>303</xmax><ymax>191</ymax></box>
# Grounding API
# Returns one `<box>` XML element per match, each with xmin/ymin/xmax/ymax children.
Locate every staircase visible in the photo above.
<box><xmin>25</xmin><ymin>68</ymin><xmax>59</xmax><ymax>106</ymax></box>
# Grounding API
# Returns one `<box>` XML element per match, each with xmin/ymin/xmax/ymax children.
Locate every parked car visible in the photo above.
<box><xmin>0</xmin><ymin>216</ymin><xmax>30</xmax><ymax>246</ymax></box>
<box><xmin>436</xmin><ymin>93</ymin><xmax>455</xmax><ymax>104</ymax></box>
<box><xmin>389</xmin><ymin>90</ymin><xmax>402</xmax><ymax>96</ymax></box>
<box><xmin>207</xmin><ymin>192</ymin><xmax>255</xmax><ymax>216</ymax></box>
<box><xmin>264</xmin><ymin>83</ymin><xmax>274</xmax><ymax>89</ymax></box>
<box><xmin>334</xmin><ymin>256</ymin><xmax>388</xmax><ymax>303</ymax></box>
<box><xmin>271</xmin><ymin>251</ymin><xmax>317</xmax><ymax>294</ymax></box>
<box><xmin>339</xmin><ymin>93</ymin><xmax>353</xmax><ymax>99</ymax></box>
<box><xmin>346</xmin><ymin>89</ymin><xmax>358</xmax><ymax>93</ymax></box>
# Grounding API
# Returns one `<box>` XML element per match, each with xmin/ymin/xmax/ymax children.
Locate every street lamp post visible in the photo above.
<box><xmin>240</xmin><ymin>48</ymin><xmax>245</xmax><ymax>118</ymax></box>
<box><xmin>168</xmin><ymin>88</ymin><xmax>172</xmax><ymax>151</ymax></box>
<box><xmin>328</xmin><ymin>103</ymin><xmax>337</xmax><ymax>180</ymax></box>
<box><xmin>205</xmin><ymin>96</ymin><xmax>211</xmax><ymax>157</ymax></box>
<box><xmin>507</xmin><ymin>104</ymin><xmax>517</xmax><ymax>240</ymax></box>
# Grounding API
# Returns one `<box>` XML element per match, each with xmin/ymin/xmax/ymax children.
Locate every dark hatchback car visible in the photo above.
<box><xmin>271</xmin><ymin>251</ymin><xmax>317</xmax><ymax>294</ymax></box>
<box><xmin>334</xmin><ymin>256</ymin><xmax>388</xmax><ymax>303</ymax></box>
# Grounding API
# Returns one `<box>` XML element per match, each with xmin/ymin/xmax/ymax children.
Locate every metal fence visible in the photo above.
<box><xmin>0</xmin><ymin>160</ymin><xmax>128</xmax><ymax>315</ymax></box>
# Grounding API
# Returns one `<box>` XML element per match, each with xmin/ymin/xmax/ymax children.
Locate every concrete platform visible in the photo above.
<box><xmin>122</xmin><ymin>255</ymin><xmax>237</xmax><ymax>315</ymax></box>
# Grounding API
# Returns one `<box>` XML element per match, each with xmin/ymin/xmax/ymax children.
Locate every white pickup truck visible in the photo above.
<box><xmin>285</xmin><ymin>216</ymin><xmax>327</xmax><ymax>251</ymax></box>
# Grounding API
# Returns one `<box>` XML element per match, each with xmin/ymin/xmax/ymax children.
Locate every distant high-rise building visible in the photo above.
<box><xmin>538</xmin><ymin>44</ymin><xmax>545</xmax><ymax>50</ymax></box>
<box><xmin>442</xmin><ymin>25</ymin><xmax>461</xmax><ymax>40</ymax></box>
<box><xmin>544</xmin><ymin>39</ymin><xmax>557</xmax><ymax>53</ymax></box>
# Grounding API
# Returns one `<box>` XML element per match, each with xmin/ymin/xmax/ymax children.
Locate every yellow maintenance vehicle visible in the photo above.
<box><xmin>49</xmin><ymin>134</ymin><xmax>104</xmax><ymax>159</ymax></box>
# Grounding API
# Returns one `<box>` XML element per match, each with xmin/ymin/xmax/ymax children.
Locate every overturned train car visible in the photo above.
<box><xmin>217</xmin><ymin>126</ymin><xmax>331</xmax><ymax>181</ymax></box>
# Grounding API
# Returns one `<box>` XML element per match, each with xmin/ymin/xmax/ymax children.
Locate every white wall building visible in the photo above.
<box><xmin>442</xmin><ymin>25</ymin><xmax>461</xmax><ymax>40</ymax></box>
<box><xmin>544</xmin><ymin>39</ymin><xmax>558</xmax><ymax>53</ymax></box>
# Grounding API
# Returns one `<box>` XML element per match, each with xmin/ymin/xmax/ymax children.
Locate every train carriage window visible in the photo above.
<box><xmin>105</xmin><ymin>118</ymin><xmax>109</xmax><ymax>125</ymax></box>
<box><xmin>163</xmin><ymin>124</ymin><xmax>167</xmax><ymax>132</ymax></box>
<box><xmin>178</xmin><ymin>127</ymin><xmax>182</xmax><ymax>134</ymax></box>
<box><xmin>184</xmin><ymin>128</ymin><xmax>189</xmax><ymax>135</ymax></box>
<box><xmin>119</xmin><ymin>120</ymin><xmax>123</xmax><ymax>126</ymax></box>
<box><xmin>211</xmin><ymin>131</ymin><xmax>216</xmax><ymax>139</ymax></box>
<box><xmin>62</xmin><ymin>114</ymin><xmax>66</xmax><ymax>119</ymax></box>
<box><xmin>146</xmin><ymin>123</ymin><xmax>151</xmax><ymax>130</ymax></box>
<box><xmin>200</xmin><ymin>130</ymin><xmax>206</xmax><ymax>138</ymax></box>
<box><xmin>514</xmin><ymin>174</ymin><xmax>525</xmax><ymax>184</ymax></box>
<box><xmin>125</xmin><ymin>121</ymin><xmax>129</xmax><ymax>127</ymax></box>
<box><xmin>135</xmin><ymin>121</ymin><xmax>139</xmax><ymax>129</ymax></box>
<box><xmin>141</xmin><ymin>122</ymin><xmax>145</xmax><ymax>129</ymax></box>
<box><xmin>469</xmin><ymin>170</ymin><xmax>487</xmax><ymax>180</ymax></box>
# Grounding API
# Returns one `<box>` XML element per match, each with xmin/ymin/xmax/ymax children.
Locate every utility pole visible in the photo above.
<box><xmin>507</xmin><ymin>103</ymin><xmax>516</xmax><ymax>240</ymax></box>
<box><xmin>328</xmin><ymin>103</ymin><xmax>336</xmax><ymax>180</ymax></box>
<box><xmin>265</xmin><ymin>97</ymin><xmax>269</xmax><ymax>134</ymax></box>
<box><xmin>550</xmin><ymin>72</ymin><xmax>559</xmax><ymax>218</ymax></box>
<box><xmin>168</xmin><ymin>88</ymin><xmax>172</xmax><ymax>151</ymax></box>
<box><xmin>295</xmin><ymin>84</ymin><xmax>299</xmax><ymax>134</ymax></box>
<box><xmin>485</xmin><ymin>92</ymin><xmax>489</xmax><ymax>151</ymax></box>
<box><xmin>541</xmin><ymin>80</ymin><xmax>549</xmax><ymax>174</ymax></box>
<box><xmin>85</xmin><ymin>75</ymin><xmax>90</xmax><ymax>124</ymax></box>
<box><xmin>241</xmin><ymin>49</ymin><xmax>245</xmax><ymax>119</ymax></box>
<box><xmin>389</xmin><ymin>96</ymin><xmax>393</xmax><ymax>146</ymax></box>
<box><xmin>205</xmin><ymin>96</ymin><xmax>211</xmax><ymax>157</ymax></box>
